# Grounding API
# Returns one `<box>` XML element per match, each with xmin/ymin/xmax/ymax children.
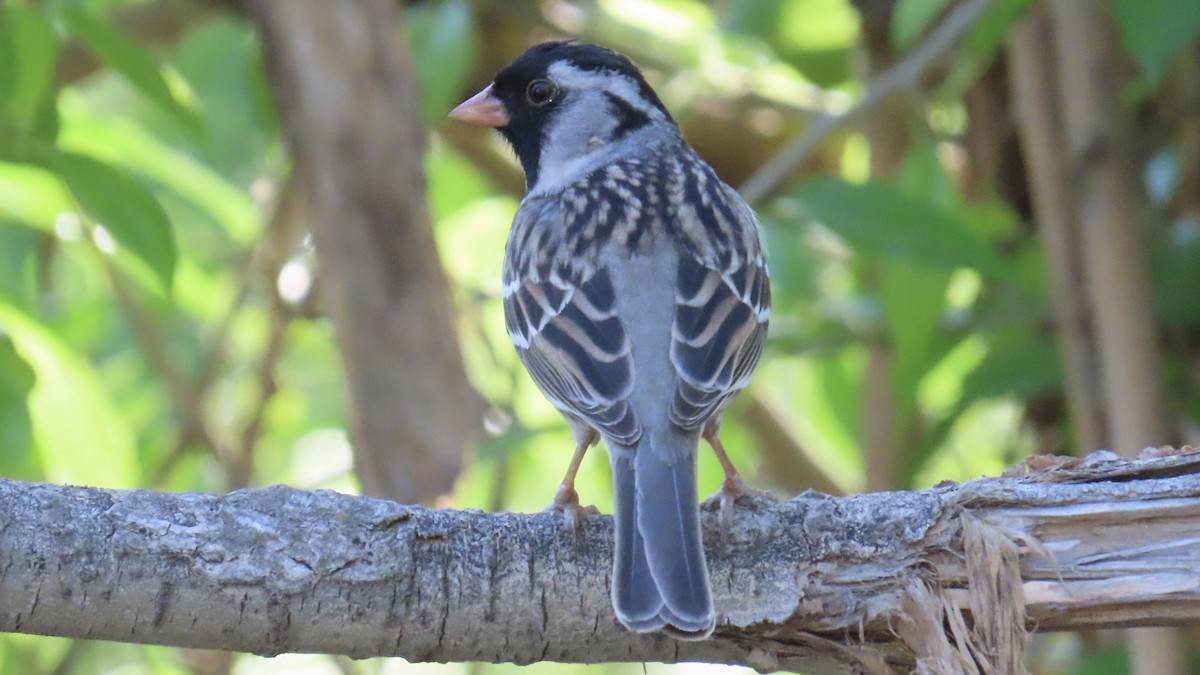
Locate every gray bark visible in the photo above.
<box><xmin>2</xmin><ymin>450</ymin><xmax>1199</xmax><ymax>674</ymax></box>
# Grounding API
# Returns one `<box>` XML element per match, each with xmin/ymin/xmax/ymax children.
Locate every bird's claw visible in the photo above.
<box><xmin>547</xmin><ymin>485</ymin><xmax>600</xmax><ymax>531</ymax></box>
<box><xmin>702</xmin><ymin>474</ymin><xmax>775</xmax><ymax>541</ymax></box>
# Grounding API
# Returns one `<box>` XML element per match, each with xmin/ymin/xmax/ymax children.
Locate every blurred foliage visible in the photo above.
<box><xmin>0</xmin><ymin>0</ymin><xmax>1198</xmax><ymax>674</ymax></box>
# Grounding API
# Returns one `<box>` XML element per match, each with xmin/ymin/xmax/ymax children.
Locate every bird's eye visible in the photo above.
<box><xmin>525</xmin><ymin>79</ymin><xmax>556</xmax><ymax>107</ymax></box>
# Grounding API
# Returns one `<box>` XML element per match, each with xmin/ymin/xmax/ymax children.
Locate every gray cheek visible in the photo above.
<box><xmin>538</xmin><ymin>95</ymin><xmax>619</xmax><ymax>170</ymax></box>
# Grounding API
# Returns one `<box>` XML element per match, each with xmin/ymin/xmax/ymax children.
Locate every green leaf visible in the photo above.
<box><xmin>47</xmin><ymin>151</ymin><xmax>177</xmax><ymax>290</ymax></box>
<box><xmin>897</xmin><ymin>141</ymin><xmax>958</xmax><ymax>211</ymax></box>
<box><xmin>0</xmin><ymin>299</ymin><xmax>138</xmax><ymax>488</ymax></box>
<box><xmin>1110</xmin><ymin>0</ymin><xmax>1200</xmax><ymax>86</ymax></box>
<box><xmin>812</xmin><ymin>351</ymin><xmax>865</xmax><ymax>463</ymax></box>
<box><xmin>961</xmin><ymin>198</ymin><xmax>1020</xmax><ymax>240</ymax></box>
<box><xmin>0</xmin><ymin>161</ymin><xmax>75</xmax><ymax>229</ymax></box>
<box><xmin>961</xmin><ymin>331</ymin><xmax>1063</xmax><ymax>402</ymax></box>
<box><xmin>779</xmin><ymin>0</ymin><xmax>859</xmax><ymax>52</ymax></box>
<box><xmin>1152</xmin><ymin>237</ymin><xmax>1200</xmax><ymax>327</ymax></box>
<box><xmin>407</xmin><ymin>0</ymin><xmax>477</xmax><ymax>126</ymax></box>
<box><xmin>0</xmin><ymin>334</ymin><xmax>37</xmax><ymax>479</ymax></box>
<box><xmin>427</xmin><ymin>143</ymin><xmax>497</xmax><ymax>224</ymax></box>
<box><xmin>171</xmin><ymin>17</ymin><xmax>274</xmax><ymax>177</ymax></box>
<box><xmin>1068</xmin><ymin>645</ymin><xmax>1129</xmax><ymax>675</ymax></box>
<box><xmin>788</xmin><ymin>178</ymin><xmax>1008</xmax><ymax>275</ymax></box>
<box><xmin>57</xmin><ymin>105</ymin><xmax>258</xmax><ymax>243</ymax></box>
<box><xmin>720</xmin><ymin>0</ymin><xmax>786</xmax><ymax>38</ymax></box>
<box><xmin>892</xmin><ymin>0</ymin><xmax>951</xmax><ymax>49</ymax></box>
<box><xmin>0</xmin><ymin>8</ymin><xmax>59</xmax><ymax>134</ymax></box>
<box><xmin>0</xmin><ymin>222</ymin><xmax>37</xmax><ymax>309</ymax></box>
<box><xmin>964</xmin><ymin>0</ymin><xmax>1033</xmax><ymax>58</ymax></box>
<box><xmin>761</xmin><ymin>215</ymin><xmax>820</xmax><ymax>315</ymax></box>
<box><xmin>59</xmin><ymin>7</ymin><xmax>202</xmax><ymax>135</ymax></box>
<box><xmin>0</xmin><ymin>13</ymin><xmax>13</xmax><ymax>106</ymax></box>
<box><xmin>789</xmin><ymin>350</ymin><xmax>867</xmax><ymax>480</ymax></box>
<box><xmin>780</xmin><ymin>47</ymin><xmax>852</xmax><ymax>88</ymax></box>
<box><xmin>881</xmin><ymin>262</ymin><xmax>953</xmax><ymax>408</ymax></box>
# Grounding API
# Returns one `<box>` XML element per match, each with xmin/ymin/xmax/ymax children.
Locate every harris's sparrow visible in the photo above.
<box><xmin>450</xmin><ymin>41</ymin><xmax>770</xmax><ymax>640</ymax></box>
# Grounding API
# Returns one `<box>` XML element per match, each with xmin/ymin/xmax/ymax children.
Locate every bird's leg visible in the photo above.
<box><xmin>702</xmin><ymin>418</ymin><xmax>774</xmax><ymax>534</ymax></box>
<box><xmin>549</xmin><ymin>428</ymin><xmax>601</xmax><ymax>529</ymax></box>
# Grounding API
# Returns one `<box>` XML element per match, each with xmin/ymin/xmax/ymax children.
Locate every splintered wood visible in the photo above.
<box><xmin>894</xmin><ymin>447</ymin><xmax>1200</xmax><ymax>675</ymax></box>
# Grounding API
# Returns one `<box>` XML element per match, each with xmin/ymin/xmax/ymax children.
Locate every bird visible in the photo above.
<box><xmin>449</xmin><ymin>41</ymin><xmax>770</xmax><ymax>640</ymax></box>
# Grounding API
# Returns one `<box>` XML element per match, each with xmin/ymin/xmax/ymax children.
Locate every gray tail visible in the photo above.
<box><xmin>610</xmin><ymin>433</ymin><xmax>714</xmax><ymax>639</ymax></box>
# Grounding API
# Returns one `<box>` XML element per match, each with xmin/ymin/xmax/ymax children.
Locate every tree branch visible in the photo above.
<box><xmin>738</xmin><ymin>0</ymin><xmax>994</xmax><ymax>206</ymax></box>
<box><xmin>2</xmin><ymin>451</ymin><xmax>1198</xmax><ymax>673</ymax></box>
<box><xmin>1007</xmin><ymin>4</ymin><xmax>1109</xmax><ymax>456</ymax></box>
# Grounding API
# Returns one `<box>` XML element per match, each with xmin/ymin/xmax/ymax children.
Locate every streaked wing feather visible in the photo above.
<box><xmin>670</xmin><ymin>249</ymin><xmax>770</xmax><ymax>429</ymax></box>
<box><xmin>506</xmin><ymin>267</ymin><xmax>640</xmax><ymax>444</ymax></box>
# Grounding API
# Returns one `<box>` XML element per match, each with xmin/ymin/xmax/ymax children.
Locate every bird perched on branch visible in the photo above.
<box><xmin>450</xmin><ymin>41</ymin><xmax>770</xmax><ymax>640</ymax></box>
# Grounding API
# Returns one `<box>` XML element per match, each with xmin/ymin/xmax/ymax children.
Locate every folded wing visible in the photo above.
<box><xmin>669</xmin><ymin>244</ymin><xmax>770</xmax><ymax>430</ymax></box>
<box><xmin>505</xmin><ymin>264</ymin><xmax>640</xmax><ymax>445</ymax></box>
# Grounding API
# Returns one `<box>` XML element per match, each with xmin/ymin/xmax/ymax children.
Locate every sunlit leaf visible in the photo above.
<box><xmin>881</xmin><ymin>262</ymin><xmax>953</xmax><ymax>407</ymax></box>
<box><xmin>757</xmin><ymin>353</ymin><xmax>865</xmax><ymax>490</ymax></box>
<box><xmin>912</xmin><ymin>399</ymin><xmax>1022</xmax><ymax>486</ymax></box>
<box><xmin>918</xmin><ymin>333</ymin><xmax>989</xmax><ymax>419</ymax></box>
<box><xmin>1111</xmin><ymin>0</ymin><xmax>1200</xmax><ymax>86</ymax></box>
<box><xmin>780</xmin><ymin>0</ymin><xmax>859</xmax><ymax>51</ymax></box>
<box><xmin>435</xmin><ymin>197</ymin><xmax>512</xmax><ymax>292</ymax></box>
<box><xmin>0</xmin><ymin>161</ymin><xmax>74</xmax><ymax>229</ymax></box>
<box><xmin>427</xmin><ymin>143</ymin><xmax>499</xmax><ymax>224</ymax></box>
<box><xmin>599</xmin><ymin>0</ymin><xmax>716</xmax><ymax>45</ymax></box>
<box><xmin>171</xmin><ymin>17</ymin><xmax>275</xmax><ymax>178</ymax></box>
<box><xmin>0</xmin><ymin>8</ymin><xmax>58</xmax><ymax>135</ymax></box>
<box><xmin>407</xmin><ymin>0</ymin><xmax>477</xmax><ymax>126</ymax></box>
<box><xmin>46</xmin><ymin>151</ymin><xmax>177</xmax><ymax>290</ymax></box>
<box><xmin>58</xmin><ymin>101</ymin><xmax>258</xmax><ymax>243</ymax></box>
<box><xmin>59</xmin><ymin>6</ymin><xmax>202</xmax><ymax>136</ymax></box>
<box><xmin>787</xmin><ymin>178</ymin><xmax>1008</xmax><ymax>275</ymax></box>
<box><xmin>0</xmin><ymin>299</ymin><xmax>138</xmax><ymax>488</ymax></box>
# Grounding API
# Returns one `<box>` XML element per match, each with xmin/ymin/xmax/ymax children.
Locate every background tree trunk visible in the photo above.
<box><xmin>1046</xmin><ymin>2</ymin><xmax>1182</xmax><ymax>673</ymax></box>
<box><xmin>1008</xmin><ymin>4</ymin><xmax>1108</xmax><ymax>457</ymax></box>
<box><xmin>855</xmin><ymin>0</ymin><xmax>912</xmax><ymax>493</ymax></box>
<box><xmin>248</xmin><ymin>0</ymin><xmax>484</xmax><ymax>503</ymax></box>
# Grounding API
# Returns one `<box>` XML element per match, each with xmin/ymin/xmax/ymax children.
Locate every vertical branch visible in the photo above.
<box><xmin>1007</xmin><ymin>5</ymin><xmax>1108</xmax><ymax>454</ymax></box>
<box><xmin>221</xmin><ymin>174</ymin><xmax>306</xmax><ymax>491</ymax></box>
<box><xmin>1046</xmin><ymin>2</ymin><xmax>1168</xmax><ymax>452</ymax></box>
<box><xmin>1046</xmin><ymin>2</ymin><xmax>1180</xmax><ymax>673</ymax></box>
<box><xmin>249</xmin><ymin>0</ymin><xmax>484</xmax><ymax>503</ymax></box>
<box><xmin>855</xmin><ymin>0</ymin><xmax>914</xmax><ymax>492</ymax></box>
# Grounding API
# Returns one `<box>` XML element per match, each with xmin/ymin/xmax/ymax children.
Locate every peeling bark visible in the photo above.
<box><xmin>2</xmin><ymin>451</ymin><xmax>1199</xmax><ymax>673</ymax></box>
